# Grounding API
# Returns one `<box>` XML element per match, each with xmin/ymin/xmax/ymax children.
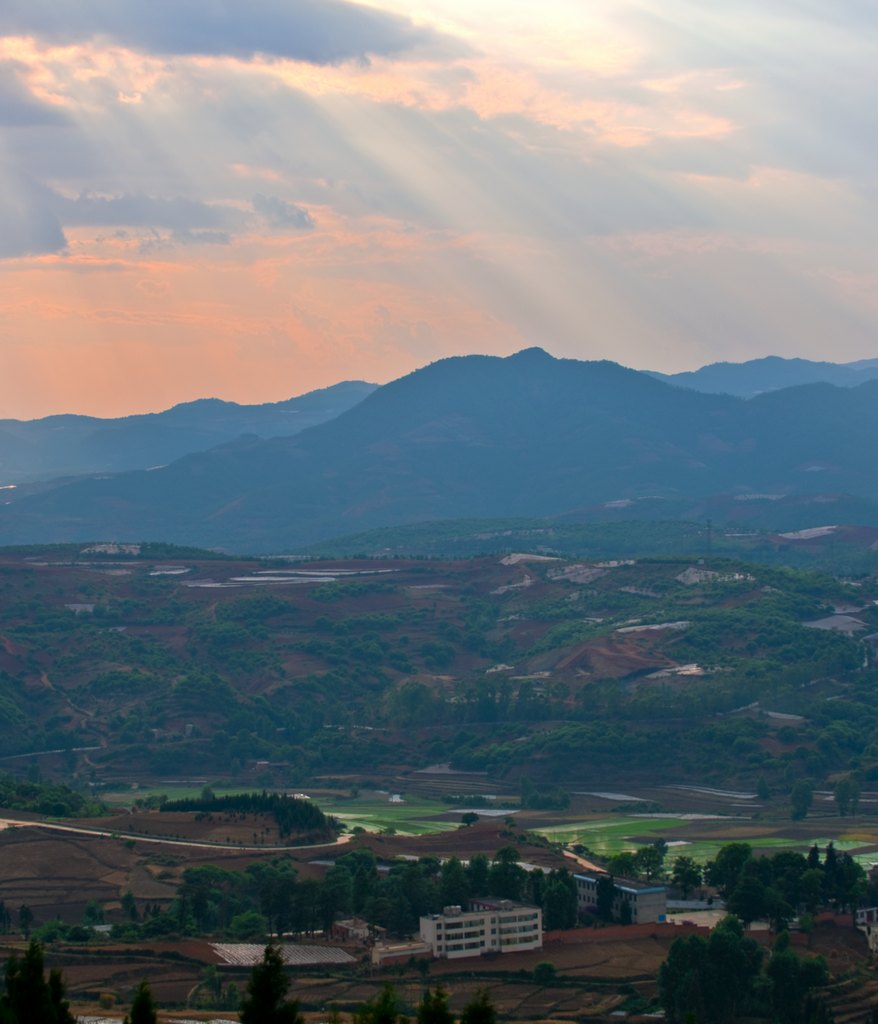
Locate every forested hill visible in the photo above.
<box><xmin>3</xmin><ymin>349</ymin><xmax>878</xmax><ymax>552</ymax></box>
<box><xmin>1</xmin><ymin>546</ymin><xmax>876</xmax><ymax>799</ymax></box>
<box><xmin>0</xmin><ymin>380</ymin><xmax>376</xmax><ymax>484</ymax></box>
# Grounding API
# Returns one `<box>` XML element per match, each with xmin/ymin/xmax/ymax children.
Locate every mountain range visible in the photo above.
<box><xmin>649</xmin><ymin>355</ymin><xmax>878</xmax><ymax>397</ymax></box>
<box><xmin>2</xmin><ymin>347</ymin><xmax>878</xmax><ymax>553</ymax></box>
<box><xmin>0</xmin><ymin>380</ymin><xmax>376</xmax><ymax>484</ymax></box>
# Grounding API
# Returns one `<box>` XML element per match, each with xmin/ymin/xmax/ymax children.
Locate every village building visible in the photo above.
<box><xmin>329</xmin><ymin>917</ymin><xmax>385</xmax><ymax>945</ymax></box>
<box><xmin>574</xmin><ymin>872</ymin><xmax>667</xmax><ymax>924</ymax></box>
<box><xmin>371</xmin><ymin>939</ymin><xmax>433</xmax><ymax>965</ymax></box>
<box><xmin>419</xmin><ymin>899</ymin><xmax>543</xmax><ymax>959</ymax></box>
<box><xmin>856</xmin><ymin>906</ymin><xmax>878</xmax><ymax>953</ymax></box>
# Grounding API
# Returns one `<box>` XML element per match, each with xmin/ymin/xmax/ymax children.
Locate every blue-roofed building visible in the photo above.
<box><xmin>574</xmin><ymin>871</ymin><xmax>667</xmax><ymax>924</ymax></box>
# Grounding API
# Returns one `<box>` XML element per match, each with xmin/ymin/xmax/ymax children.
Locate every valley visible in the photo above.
<box><xmin>2</xmin><ymin>537</ymin><xmax>878</xmax><ymax>1018</ymax></box>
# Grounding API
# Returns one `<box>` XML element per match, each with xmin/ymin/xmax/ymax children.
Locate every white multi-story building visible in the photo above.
<box><xmin>419</xmin><ymin>899</ymin><xmax>543</xmax><ymax>959</ymax></box>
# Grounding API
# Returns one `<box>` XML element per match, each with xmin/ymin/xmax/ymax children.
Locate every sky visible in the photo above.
<box><xmin>1</xmin><ymin>0</ymin><xmax>877</xmax><ymax>418</ymax></box>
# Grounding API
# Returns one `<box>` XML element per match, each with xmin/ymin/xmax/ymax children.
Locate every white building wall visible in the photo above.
<box><xmin>420</xmin><ymin>904</ymin><xmax>542</xmax><ymax>958</ymax></box>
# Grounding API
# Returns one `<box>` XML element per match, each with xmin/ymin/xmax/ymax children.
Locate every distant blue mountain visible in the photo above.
<box><xmin>0</xmin><ymin>380</ymin><xmax>376</xmax><ymax>484</ymax></box>
<box><xmin>3</xmin><ymin>348</ymin><xmax>878</xmax><ymax>552</ymax></box>
<box><xmin>649</xmin><ymin>355</ymin><xmax>878</xmax><ymax>397</ymax></box>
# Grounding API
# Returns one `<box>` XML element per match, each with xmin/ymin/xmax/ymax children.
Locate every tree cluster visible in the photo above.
<box><xmin>109</xmin><ymin>846</ymin><xmax>579</xmax><ymax>944</ymax></box>
<box><xmin>0</xmin><ymin>941</ymin><xmax>75</xmax><ymax>1024</ymax></box>
<box><xmin>160</xmin><ymin>790</ymin><xmax>338</xmax><ymax>841</ymax></box>
<box><xmin>659</xmin><ymin>917</ymin><xmax>830</xmax><ymax>1024</ymax></box>
<box><xmin>0</xmin><ymin>941</ymin><xmax>159</xmax><ymax>1024</ymax></box>
<box><xmin>706</xmin><ymin>842</ymin><xmax>865</xmax><ymax>930</ymax></box>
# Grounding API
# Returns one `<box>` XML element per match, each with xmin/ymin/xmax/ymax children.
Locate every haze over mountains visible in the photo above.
<box><xmin>2</xmin><ymin>349</ymin><xmax>878</xmax><ymax>553</ymax></box>
<box><xmin>0</xmin><ymin>380</ymin><xmax>376</xmax><ymax>485</ymax></box>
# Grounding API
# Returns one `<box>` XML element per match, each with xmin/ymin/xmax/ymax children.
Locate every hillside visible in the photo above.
<box><xmin>1</xmin><ymin>544</ymin><xmax>876</xmax><ymax>799</ymax></box>
<box><xmin>3</xmin><ymin>349</ymin><xmax>878</xmax><ymax>552</ymax></box>
<box><xmin>302</xmin><ymin>518</ymin><xmax>878</xmax><ymax>575</ymax></box>
<box><xmin>0</xmin><ymin>379</ymin><xmax>376</xmax><ymax>484</ymax></box>
<box><xmin>649</xmin><ymin>355</ymin><xmax>878</xmax><ymax>397</ymax></box>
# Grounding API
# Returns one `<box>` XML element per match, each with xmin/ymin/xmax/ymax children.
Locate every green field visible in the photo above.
<box><xmin>316</xmin><ymin>794</ymin><xmax>458</xmax><ymax>836</ymax></box>
<box><xmin>99</xmin><ymin>785</ymin><xmax>878</xmax><ymax>865</ymax></box>
<box><xmin>535</xmin><ymin>816</ymin><xmax>875</xmax><ymax>866</ymax></box>
<box><xmin>101</xmin><ymin>785</ymin><xmax>457</xmax><ymax>836</ymax></box>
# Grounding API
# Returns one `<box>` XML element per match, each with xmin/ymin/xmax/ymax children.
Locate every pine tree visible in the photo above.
<box><xmin>125</xmin><ymin>980</ymin><xmax>158</xmax><ymax>1024</ymax></box>
<box><xmin>1</xmin><ymin>940</ymin><xmax>75</xmax><ymax>1024</ymax></box>
<box><xmin>460</xmin><ymin>990</ymin><xmax>497</xmax><ymax>1024</ymax></box>
<box><xmin>354</xmin><ymin>984</ymin><xmax>408</xmax><ymax>1024</ymax></box>
<box><xmin>417</xmin><ymin>987</ymin><xmax>454</xmax><ymax>1024</ymax></box>
<box><xmin>239</xmin><ymin>946</ymin><xmax>303</xmax><ymax>1024</ymax></box>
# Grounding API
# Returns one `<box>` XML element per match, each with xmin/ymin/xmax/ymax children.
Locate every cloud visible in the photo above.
<box><xmin>0</xmin><ymin>61</ymin><xmax>68</xmax><ymax>125</ymax></box>
<box><xmin>0</xmin><ymin>173</ymin><xmax>67</xmax><ymax>257</ymax></box>
<box><xmin>137</xmin><ymin>228</ymin><xmax>233</xmax><ymax>252</ymax></box>
<box><xmin>54</xmin><ymin>192</ymin><xmax>248</xmax><ymax>231</ymax></box>
<box><xmin>2</xmin><ymin>0</ymin><xmax>462</xmax><ymax>65</ymax></box>
<box><xmin>252</xmin><ymin>193</ymin><xmax>315</xmax><ymax>229</ymax></box>
<box><xmin>2</xmin><ymin>0</ymin><xmax>878</xmax><ymax>411</ymax></box>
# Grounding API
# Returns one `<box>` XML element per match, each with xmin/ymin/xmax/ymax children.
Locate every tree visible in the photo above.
<box><xmin>440</xmin><ymin>857</ymin><xmax>470</xmax><ymax>910</ymax></box>
<box><xmin>834</xmin><ymin>852</ymin><xmax>866</xmax><ymax>912</ymax></box>
<box><xmin>727</xmin><ymin>872</ymin><xmax>768</xmax><ymax>927</ymax></box>
<box><xmin>320</xmin><ymin>864</ymin><xmax>354</xmax><ymax>933</ymax></box>
<box><xmin>82</xmin><ymin>901</ymin><xmax>104</xmax><ymax>927</ymax></box>
<box><xmin>488</xmin><ymin>847</ymin><xmax>526</xmax><ymax>901</ymax></box>
<box><xmin>124</xmin><ymin>981</ymin><xmax>158</xmax><ymax>1024</ymax></box>
<box><xmin>121</xmin><ymin>890</ymin><xmax>139</xmax><ymax>922</ymax></box>
<box><xmin>460</xmin><ymin>812</ymin><xmax>479</xmax><ymax>827</ymax></box>
<box><xmin>239</xmin><ymin>945</ymin><xmax>303</xmax><ymax>1024</ymax></box>
<box><xmin>460</xmin><ymin>990</ymin><xmax>497</xmax><ymax>1024</ymax></box>
<box><xmin>1</xmin><ymin>940</ymin><xmax>75</xmax><ymax>1024</ymax></box>
<box><xmin>791</xmin><ymin>779</ymin><xmax>814</xmax><ymax>821</ymax></box>
<box><xmin>634</xmin><ymin>843</ymin><xmax>665</xmax><ymax>881</ymax></box>
<box><xmin>416</xmin><ymin>987</ymin><xmax>453</xmax><ymax>1024</ymax></box>
<box><xmin>532</xmin><ymin>961</ymin><xmax>557</xmax><ymax>985</ymax></box>
<box><xmin>229</xmin><ymin>911</ymin><xmax>269</xmax><ymax>940</ymax></box>
<box><xmin>200</xmin><ymin>964</ymin><xmax>222</xmax><ymax>1006</ymax></box>
<box><xmin>541</xmin><ymin>870</ymin><xmax>577</xmax><ymax>930</ymax></box>
<box><xmin>17</xmin><ymin>906</ymin><xmax>33</xmax><ymax>939</ymax></box>
<box><xmin>834</xmin><ymin>777</ymin><xmax>860</xmax><ymax>817</ymax></box>
<box><xmin>466</xmin><ymin>854</ymin><xmax>490</xmax><ymax>896</ymax></box>
<box><xmin>607</xmin><ymin>851</ymin><xmax>638</xmax><ymax>879</ymax></box>
<box><xmin>766</xmin><ymin>938</ymin><xmax>829</xmax><ymax>1024</ymax></box>
<box><xmin>766</xmin><ymin>888</ymin><xmax>795</xmax><ymax>934</ymax></box>
<box><xmin>705</xmin><ymin>843</ymin><xmax>752</xmax><ymax>899</ymax></box>
<box><xmin>659</xmin><ymin>916</ymin><xmax>763</xmax><ymax>1024</ymax></box>
<box><xmin>671</xmin><ymin>857</ymin><xmax>702</xmax><ymax>899</ymax></box>
<box><xmin>354</xmin><ymin>984</ymin><xmax>407</xmax><ymax>1024</ymax></box>
<box><xmin>595</xmin><ymin>875</ymin><xmax>615</xmax><ymax>923</ymax></box>
<box><xmin>659</xmin><ymin>933</ymin><xmax>710</xmax><ymax>1024</ymax></box>
<box><xmin>801</xmin><ymin>991</ymin><xmax>834</xmax><ymax>1024</ymax></box>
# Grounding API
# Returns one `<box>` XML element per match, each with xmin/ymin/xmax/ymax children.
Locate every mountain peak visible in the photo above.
<box><xmin>509</xmin><ymin>346</ymin><xmax>555</xmax><ymax>362</ymax></box>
